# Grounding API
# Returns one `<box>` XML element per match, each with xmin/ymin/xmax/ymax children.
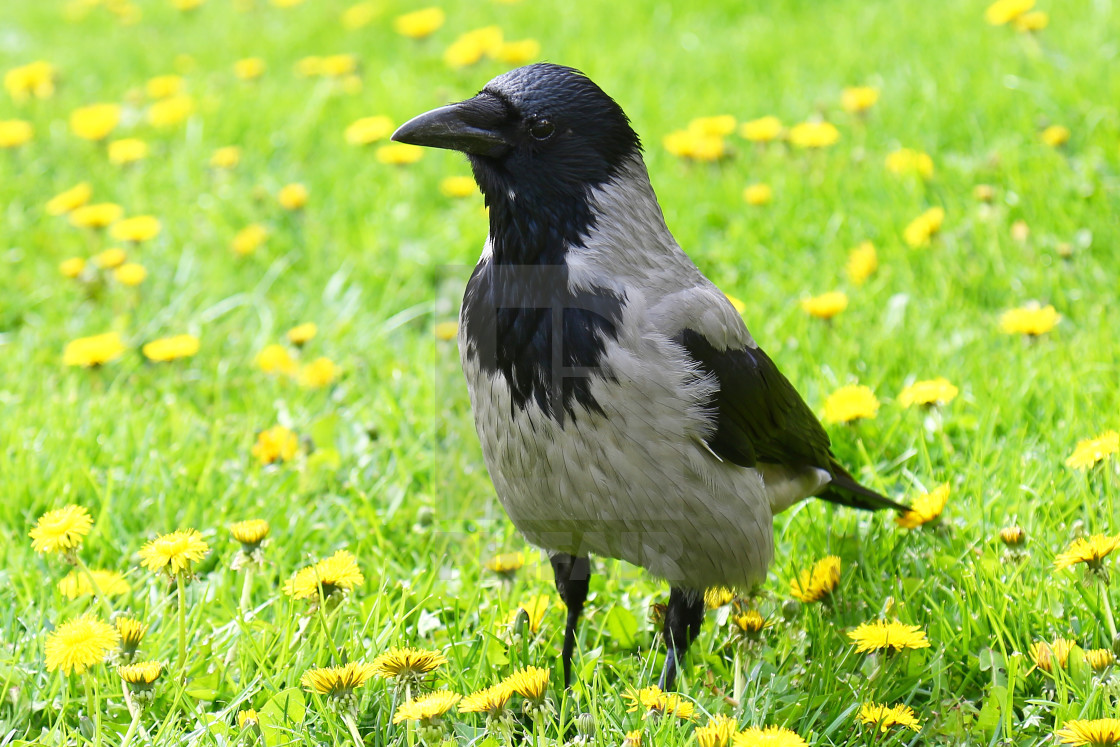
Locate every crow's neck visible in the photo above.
<box><xmin>482</xmin><ymin>182</ymin><xmax>594</xmax><ymax>267</ymax></box>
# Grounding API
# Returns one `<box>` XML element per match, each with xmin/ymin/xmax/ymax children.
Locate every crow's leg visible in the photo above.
<box><xmin>549</xmin><ymin>553</ymin><xmax>591</xmax><ymax>688</ymax></box>
<box><xmin>658</xmin><ymin>586</ymin><xmax>705</xmax><ymax>691</ymax></box>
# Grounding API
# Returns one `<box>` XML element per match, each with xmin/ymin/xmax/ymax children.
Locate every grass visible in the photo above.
<box><xmin>1</xmin><ymin>0</ymin><xmax>1119</xmax><ymax>744</ymax></box>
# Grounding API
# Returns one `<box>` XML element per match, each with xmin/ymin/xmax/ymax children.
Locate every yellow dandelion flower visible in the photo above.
<box><xmin>138</xmin><ymin>529</ymin><xmax>210</xmax><ymax>575</ymax></box>
<box><xmin>740</xmin><ymin>116</ymin><xmax>782</xmax><ymax>142</ymax></box>
<box><xmin>107</xmin><ymin>138</ymin><xmax>148</xmax><ymax>165</ymax></box>
<box><xmin>142</xmin><ymin>334</ymin><xmax>199</xmax><ymax>362</ymax></box>
<box><xmin>230</xmin><ymin>519</ymin><xmax>270</xmax><ymax>551</ymax></box>
<box><xmin>858</xmin><ymin>702</ymin><xmax>921</xmax><ymax>732</ymax></box>
<box><xmin>696</xmin><ymin>714</ymin><xmax>738</xmax><ymax>747</ymax></box>
<box><xmin>233</xmin><ymin>224</ymin><xmax>268</xmax><ymax>256</ymax></box>
<box><xmin>145</xmin><ymin>74</ymin><xmax>182</xmax><ymax>99</ymax></box>
<box><xmin>484</xmin><ymin>551</ymin><xmax>524</xmax><ymax>574</ymax></box>
<box><xmin>730</xmin><ymin>609</ymin><xmax>771</xmax><ymax>636</ymax></box>
<box><xmin>174</xmin><ymin>0</ymin><xmax>206</xmax><ymax>10</ymax></box>
<box><xmin>114</xmin><ymin>263</ymin><xmax>147</xmax><ymax>286</ymax></box>
<box><xmin>999</xmin><ymin>303</ymin><xmax>1060</xmax><ymax>336</ymax></box>
<box><xmin>1057</xmin><ymin>719</ymin><xmax>1120</xmax><ymax>747</ymax></box>
<box><xmin>256</xmin><ymin>344</ymin><xmax>297</xmax><ymax>375</ymax></box>
<box><xmin>345</xmin><ymin>115</ymin><xmax>394</xmax><ymax>146</ymax></box>
<box><xmin>789</xmin><ymin>121</ymin><xmax>840</xmax><ymax>148</ymax></box>
<box><xmin>896</xmin><ymin>484</ymin><xmax>949</xmax><ymax>529</ymax></box>
<box><xmin>286</xmin><ymin>322</ymin><xmax>318</xmax><ymax>346</ymax></box>
<box><xmin>513</xmin><ymin>594</ymin><xmax>549</xmax><ymax>633</ymax></box>
<box><xmin>30</xmin><ymin>504</ymin><xmax>93</xmax><ymax>554</ymax></box>
<box><xmin>848</xmin><ymin>620</ymin><xmax>930</xmax><ymax>653</ymax></box>
<box><xmin>234</xmin><ymin>57</ymin><xmax>266</xmax><ymax>81</ymax></box>
<box><xmin>985</xmin><ymin>0</ymin><xmax>1034</xmax><ymax>25</ymax></box>
<box><xmin>118</xmin><ymin>660</ymin><xmax>162</xmax><ymax>690</ymax></box>
<box><xmin>903</xmin><ymin>206</ymin><xmax>945</xmax><ymax>248</ymax></box>
<box><xmin>60</xmin><ymin>257</ymin><xmax>87</xmax><ymax>278</ymax></box>
<box><xmin>341</xmin><ymin>1</ymin><xmax>379</xmax><ymax>30</ymax></box>
<box><xmin>705</xmin><ymin>586</ymin><xmax>735</xmax><ymax>609</ymax></box>
<box><xmin>444</xmin><ymin>26</ymin><xmax>503</xmax><ymax>67</ymax></box>
<box><xmin>622</xmin><ymin>685</ymin><xmax>694</xmax><ymax>720</ymax></box>
<box><xmin>897</xmin><ymin>378</ymin><xmax>958</xmax><ymax>408</ymax></box>
<box><xmin>823</xmin><ymin>385</ymin><xmax>880</xmax><ymax>424</ymax></box>
<box><xmin>732</xmin><ymin>726</ymin><xmax>808</xmax><ymax>747</ymax></box>
<box><xmin>93</xmin><ymin>248</ymin><xmax>127</xmax><ymax>269</ymax></box>
<box><xmin>116</xmin><ymin>617</ymin><xmax>147</xmax><ymax>656</ymax></box>
<box><xmin>252</xmin><ymin>425</ymin><xmax>299</xmax><ymax>464</ymax></box>
<box><xmin>495</xmin><ymin>39</ymin><xmax>541</xmax><ymax>64</ymax></box>
<box><xmin>430</xmin><ymin>320</ymin><xmax>458</xmax><ymax>343</ymax></box>
<box><xmin>319</xmin><ymin>54</ymin><xmax>357</xmax><ymax>77</ymax></box>
<box><xmin>110</xmin><ymin>215</ymin><xmax>161</xmax><ymax>243</ymax></box>
<box><xmin>301</xmin><ymin>661</ymin><xmax>377</xmax><ymax>697</ymax></box>
<box><xmin>801</xmin><ymin>291</ymin><xmax>848</xmax><ymax>320</ymax></box>
<box><xmin>394</xmin><ymin>690</ymin><xmax>461</xmax><ymax>724</ymax></box>
<box><xmin>840</xmin><ymin>86</ymin><xmax>879</xmax><ymax>113</ymax></box>
<box><xmin>1030</xmin><ymin>638</ymin><xmax>1076</xmax><ymax>673</ymax></box>
<box><xmin>999</xmin><ymin>526</ymin><xmax>1026</xmax><ymax>546</ymax></box>
<box><xmin>1014</xmin><ymin>10</ymin><xmax>1049</xmax><ymax>31</ymax></box>
<box><xmin>743</xmin><ymin>183</ymin><xmax>773</xmax><ymax>205</ymax></box>
<box><xmin>70</xmin><ymin>203</ymin><xmax>124</xmax><ymax>229</ymax></box>
<box><xmin>663</xmin><ymin>129</ymin><xmax>726</xmax><ymax>161</ymax></box>
<box><xmin>210</xmin><ymin>146</ymin><xmax>241</xmax><ymax>169</ymax></box>
<box><xmin>0</xmin><ymin>120</ymin><xmax>33</xmax><ymax>147</ymax></box>
<box><xmin>502</xmin><ymin>665</ymin><xmax>550</xmax><ymax>701</ymax></box>
<box><xmin>63</xmin><ymin>332</ymin><xmax>126</xmax><ymax>367</ymax></box>
<box><xmin>790</xmin><ymin>555</ymin><xmax>841</xmax><ymax>603</ymax></box>
<box><xmin>459</xmin><ymin>682</ymin><xmax>514</xmax><ymax>714</ymax></box>
<box><xmin>845</xmin><ymin>241</ymin><xmax>878</xmax><ymax>284</ymax></box>
<box><xmin>1041</xmin><ymin>125</ymin><xmax>1070</xmax><ymax>147</ymax></box>
<box><xmin>70</xmin><ymin>103</ymin><xmax>120</xmax><ymax>141</ymax></box>
<box><xmin>1085</xmin><ymin>648</ymin><xmax>1115</xmax><ymax>672</ymax></box>
<box><xmin>278</xmin><ymin>183</ymin><xmax>308</xmax><ymax>210</ymax></box>
<box><xmin>885</xmin><ymin>147</ymin><xmax>934</xmax><ymax>179</ymax></box>
<box><xmin>4</xmin><ymin>61</ymin><xmax>56</xmax><ymax>102</ymax></box>
<box><xmin>1065</xmin><ymin>431</ymin><xmax>1119</xmax><ymax>470</ymax></box>
<box><xmin>394</xmin><ymin>7</ymin><xmax>445</xmax><ymax>38</ymax></box>
<box><xmin>297</xmin><ymin>357</ymin><xmax>338</xmax><ymax>388</ymax></box>
<box><xmin>440</xmin><ymin>176</ymin><xmax>476</xmax><ymax>198</ymax></box>
<box><xmin>623</xmin><ymin>685</ymin><xmax>665</xmax><ymax>712</ymax></box>
<box><xmin>689</xmin><ymin>115</ymin><xmax>736</xmax><ymax>137</ymax></box>
<box><xmin>148</xmin><ymin>95</ymin><xmax>193</xmax><ymax>127</ymax></box>
<box><xmin>47</xmin><ymin>183</ymin><xmax>93</xmax><ymax>216</ymax></box>
<box><xmin>376</xmin><ymin>143</ymin><xmax>424</xmax><ymax>165</ymax></box>
<box><xmin>58</xmin><ymin>569</ymin><xmax>130</xmax><ymax>599</ymax></box>
<box><xmin>372</xmin><ymin>647</ymin><xmax>448</xmax><ymax>679</ymax></box>
<box><xmin>1054</xmin><ymin>534</ymin><xmax>1120</xmax><ymax>571</ymax></box>
<box><xmin>46</xmin><ymin>616</ymin><xmax>119</xmax><ymax>675</ymax></box>
<box><xmin>974</xmin><ymin>184</ymin><xmax>996</xmax><ymax>202</ymax></box>
<box><xmin>238</xmin><ymin>709</ymin><xmax>260</xmax><ymax>729</ymax></box>
<box><xmin>283</xmin><ymin>549</ymin><xmax>364</xmax><ymax>599</ymax></box>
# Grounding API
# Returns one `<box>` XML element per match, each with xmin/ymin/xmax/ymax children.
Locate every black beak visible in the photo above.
<box><xmin>391</xmin><ymin>93</ymin><xmax>511</xmax><ymax>158</ymax></box>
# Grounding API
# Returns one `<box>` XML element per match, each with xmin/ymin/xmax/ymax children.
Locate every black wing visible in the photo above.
<box><xmin>676</xmin><ymin>328</ymin><xmax>904</xmax><ymax>512</ymax></box>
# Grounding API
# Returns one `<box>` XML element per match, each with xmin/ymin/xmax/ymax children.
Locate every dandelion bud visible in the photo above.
<box><xmin>781</xmin><ymin>599</ymin><xmax>801</xmax><ymax>620</ymax></box>
<box><xmin>576</xmin><ymin>712</ymin><xmax>596</xmax><ymax>736</ymax></box>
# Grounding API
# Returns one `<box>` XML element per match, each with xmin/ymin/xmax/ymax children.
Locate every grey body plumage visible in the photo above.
<box><xmin>393</xmin><ymin>63</ymin><xmax>903</xmax><ymax>690</ymax></box>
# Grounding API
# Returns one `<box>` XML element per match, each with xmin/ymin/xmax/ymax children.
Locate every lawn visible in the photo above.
<box><xmin>1</xmin><ymin>0</ymin><xmax>1119</xmax><ymax>744</ymax></box>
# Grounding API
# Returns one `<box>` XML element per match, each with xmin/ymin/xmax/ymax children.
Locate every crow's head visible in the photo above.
<box><xmin>393</xmin><ymin>64</ymin><xmax>641</xmax><ymax>207</ymax></box>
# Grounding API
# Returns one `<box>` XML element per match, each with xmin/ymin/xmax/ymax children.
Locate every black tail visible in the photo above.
<box><xmin>818</xmin><ymin>460</ymin><xmax>908</xmax><ymax>513</ymax></box>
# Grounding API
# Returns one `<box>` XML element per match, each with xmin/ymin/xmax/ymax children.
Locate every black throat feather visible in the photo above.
<box><xmin>460</xmin><ymin>160</ymin><xmax>626</xmax><ymax>422</ymax></box>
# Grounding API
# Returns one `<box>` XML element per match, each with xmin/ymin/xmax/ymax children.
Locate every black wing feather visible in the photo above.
<box><xmin>675</xmin><ymin>329</ymin><xmax>905</xmax><ymax>513</ymax></box>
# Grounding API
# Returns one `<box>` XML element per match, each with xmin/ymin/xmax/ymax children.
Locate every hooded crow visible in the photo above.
<box><xmin>393</xmin><ymin>63</ymin><xmax>904</xmax><ymax>691</ymax></box>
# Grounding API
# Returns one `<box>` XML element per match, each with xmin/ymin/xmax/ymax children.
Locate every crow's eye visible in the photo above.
<box><xmin>529</xmin><ymin>118</ymin><xmax>555</xmax><ymax>140</ymax></box>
